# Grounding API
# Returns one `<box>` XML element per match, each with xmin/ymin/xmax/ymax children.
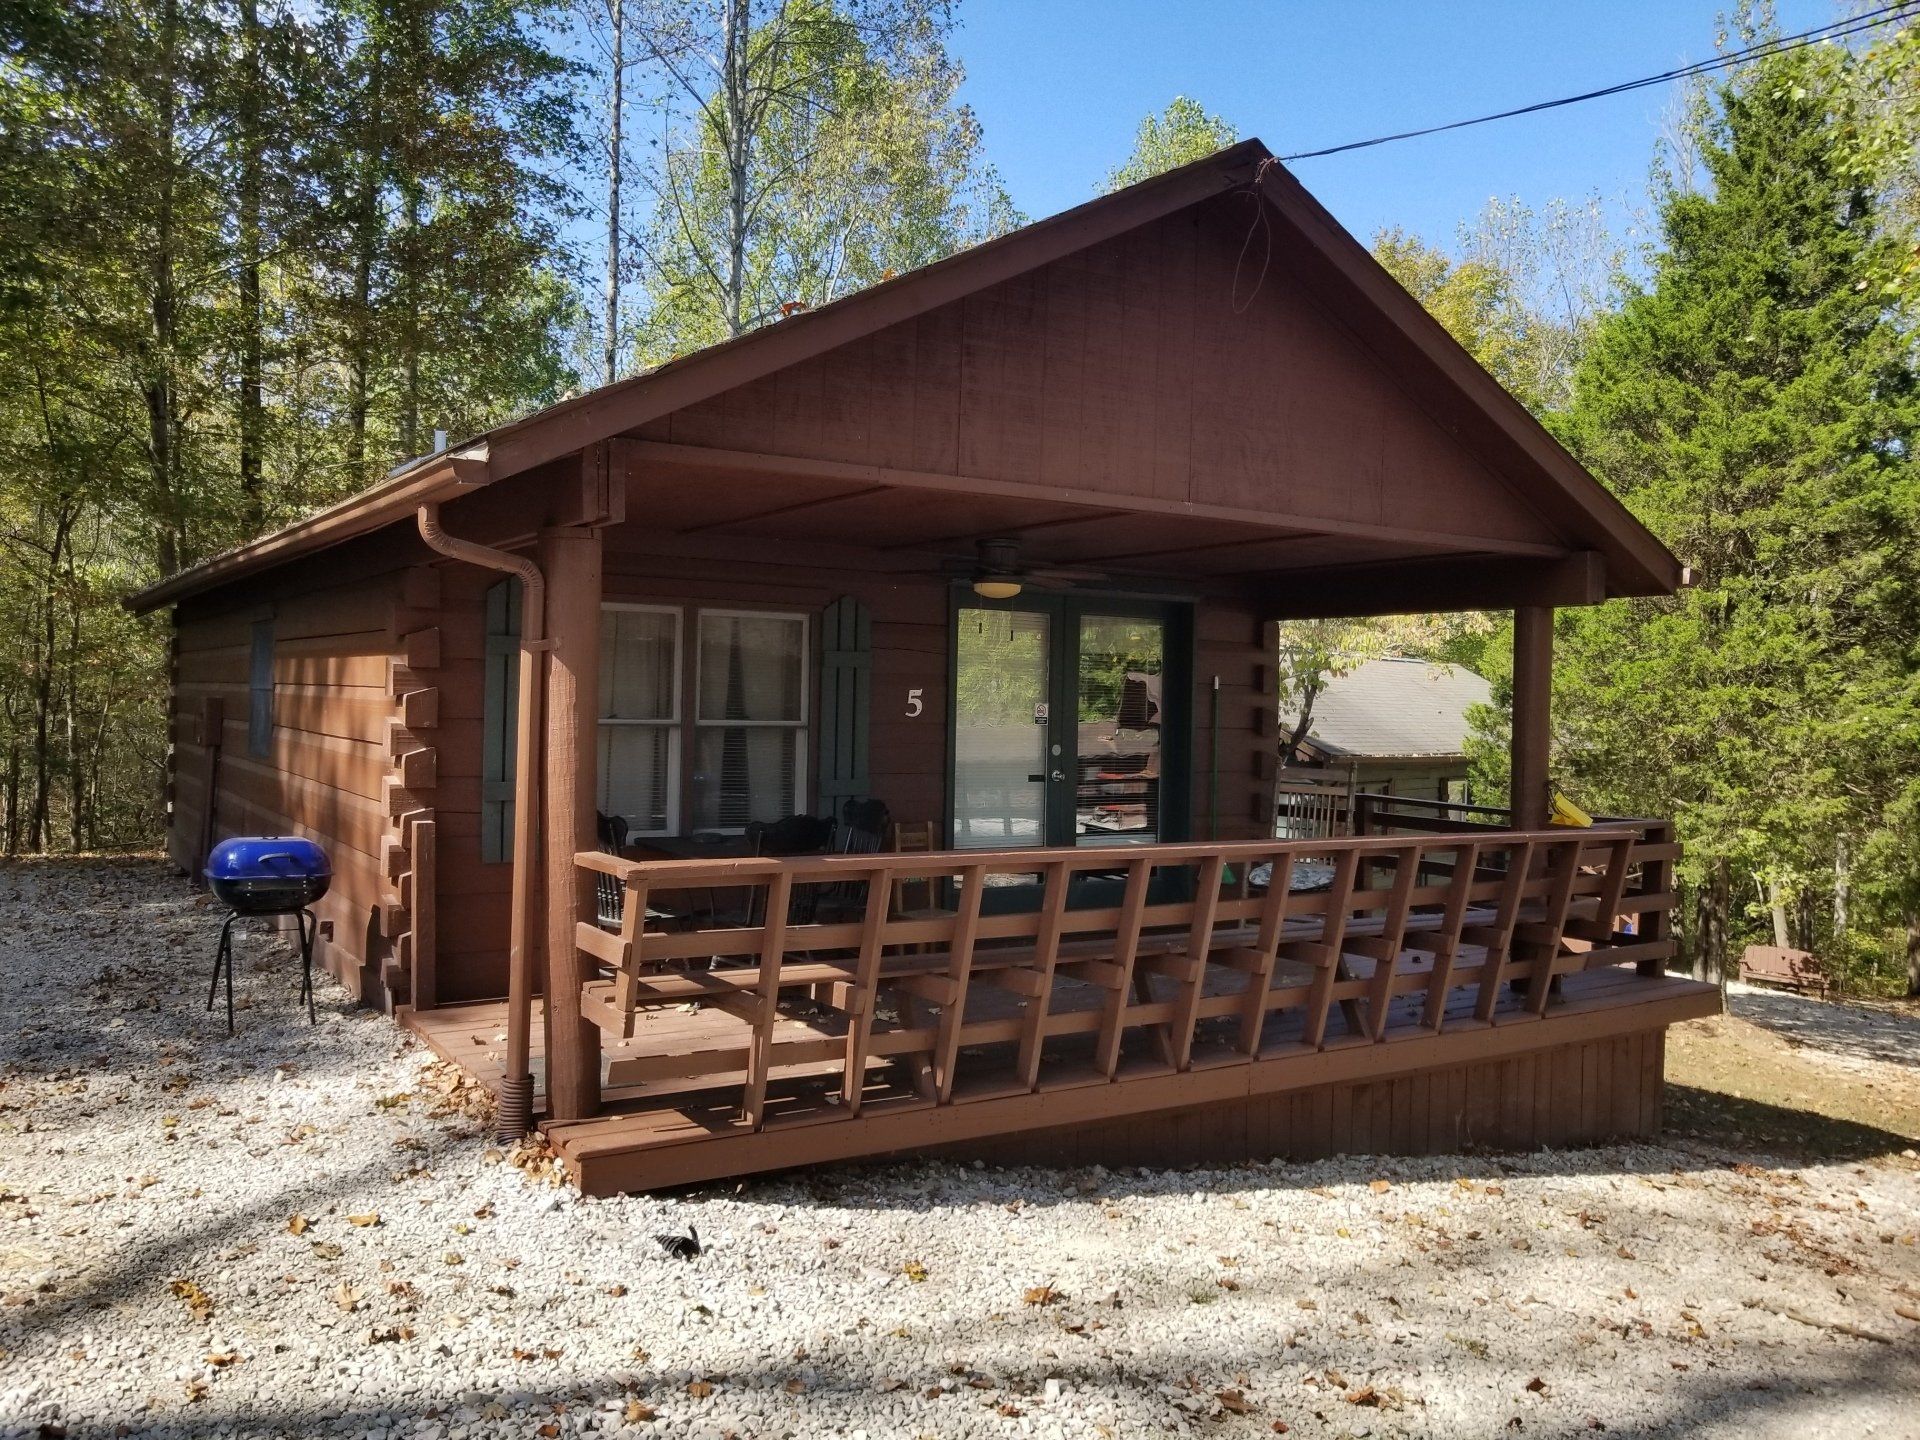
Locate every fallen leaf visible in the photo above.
<box><xmin>784</xmin><ymin>1377</ymin><xmax>807</xmax><ymax>1394</ymax></box>
<box><xmin>623</xmin><ymin>1400</ymin><xmax>656</xmax><ymax>1423</ymax></box>
<box><xmin>901</xmin><ymin>1260</ymin><xmax>928</xmax><ymax>1283</ymax></box>
<box><xmin>1526</xmin><ymin>1377</ymin><xmax>1549</xmax><ymax>1394</ymax></box>
<box><xmin>687</xmin><ymin>1379</ymin><xmax>714</xmax><ymax>1398</ymax></box>
<box><xmin>1369</xmin><ymin>1179</ymin><xmax>1391</xmax><ymax>1194</ymax></box>
<box><xmin>1345</xmin><ymin>1385</ymin><xmax>1380</xmax><ymax>1407</ymax></box>
<box><xmin>310</xmin><ymin>1242</ymin><xmax>342</xmax><ymax>1261</ymax></box>
<box><xmin>443</xmin><ymin>1252</ymin><xmax>464</xmax><ymax>1266</ymax></box>
<box><xmin>168</xmin><ymin>1278</ymin><xmax>213</xmax><ymax>1323</ymax></box>
<box><xmin>203</xmin><ymin>1350</ymin><xmax>239</xmax><ymax>1367</ymax></box>
<box><xmin>347</xmin><ymin>1213</ymin><xmax>380</xmax><ymax>1228</ymax></box>
<box><xmin>1023</xmin><ymin>1284</ymin><xmax>1063</xmax><ymax>1307</ymax></box>
<box><xmin>333</xmin><ymin>1283</ymin><xmax>362</xmax><ymax>1313</ymax></box>
<box><xmin>1218</xmin><ymin>1388</ymin><xmax>1253</xmax><ymax>1415</ymax></box>
<box><xmin>286</xmin><ymin>1215</ymin><xmax>310</xmax><ymax>1236</ymax></box>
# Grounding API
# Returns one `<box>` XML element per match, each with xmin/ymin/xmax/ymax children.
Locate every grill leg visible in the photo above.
<box><xmin>297</xmin><ymin>909</ymin><xmax>317</xmax><ymax>1025</ymax></box>
<box><xmin>221</xmin><ymin>912</ymin><xmax>238</xmax><ymax>1036</ymax></box>
<box><xmin>207</xmin><ymin>911</ymin><xmax>239</xmax><ymax>1034</ymax></box>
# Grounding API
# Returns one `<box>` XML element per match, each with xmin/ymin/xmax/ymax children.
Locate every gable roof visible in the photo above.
<box><xmin>1290</xmin><ymin>657</ymin><xmax>1492</xmax><ymax>761</ymax></box>
<box><xmin>128</xmin><ymin>140</ymin><xmax>1681</xmax><ymax>613</ymax></box>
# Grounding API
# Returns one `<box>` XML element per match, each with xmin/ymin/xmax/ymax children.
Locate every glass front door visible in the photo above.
<box><xmin>1074</xmin><ymin>613</ymin><xmax>1166</xmax><ymax>846</ymax></box>
<box><xmin>951</xmin><ymin>598</ymin><xmax>1186</xmax><ymax>850</ymax></box>
<box><xmin>952</xmin><ymin>607</ymin><xmax>1052</xmax><ymax>849</ymax></box>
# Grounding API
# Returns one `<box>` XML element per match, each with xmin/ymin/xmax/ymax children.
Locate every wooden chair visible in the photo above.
<box><xmin>888</xmin><ymin>822</ymin><xmax>954</xmax><ymax>918</ymax></box>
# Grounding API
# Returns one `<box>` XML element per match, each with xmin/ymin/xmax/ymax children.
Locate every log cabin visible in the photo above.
<box><xmin>127</xmin><ymin>141</ymin><xmax>1717</xmax><ymax>1194</ymax></box>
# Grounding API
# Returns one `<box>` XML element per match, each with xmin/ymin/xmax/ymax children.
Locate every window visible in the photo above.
<box><xmin>593</xmin><ymin>604</ymin><xmax>809</xmax><ymax>835</ymax></box>
<box><xmin>597</xmin><ymin>605</ymin><xmax>680</xmax><ymax>836</ymax></box>
<box><xmin>692</xmin><ymin>611</ymin><xmax>807</xmax><ymax>831</ymax></box>
<box><xmin>248</xmin><ymin>619</ymin><xmax>274</xmax><ymax>758</ymax></box>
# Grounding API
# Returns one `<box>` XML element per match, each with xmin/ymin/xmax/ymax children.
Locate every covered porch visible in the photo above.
<box><xmin>351</xmin><ymin>143</ymin><xmax>1708</xmax><ymax>1188</ymax></box>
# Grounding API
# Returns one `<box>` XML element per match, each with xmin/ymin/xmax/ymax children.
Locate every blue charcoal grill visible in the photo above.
<box><xmin>203</xmin><ymin>837</ymin><xmax>331</xmax><ymax>1034</ymax></box>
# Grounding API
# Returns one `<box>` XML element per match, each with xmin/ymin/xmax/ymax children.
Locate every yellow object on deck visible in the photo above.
<box><xmin>1549</xmin><ymin>793</ymin><xmax>1593</xmax><ymax>827</ymax></box>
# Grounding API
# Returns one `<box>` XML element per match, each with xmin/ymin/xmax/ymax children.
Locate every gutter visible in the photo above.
<box><xmin>125</xmin><ymin>445</ymin><xmax>491</xmax><ymax>614</ymax></box>
<box><xmin>415</xmin><ymin>502</ymin><xmax>545</xmax><ymax>1142</ymax></box>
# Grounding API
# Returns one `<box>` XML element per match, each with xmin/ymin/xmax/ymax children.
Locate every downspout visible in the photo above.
<box><xmin>416</xmin><ymin>503</ymin><xmax>545</xmax><ymax>1141</ymax></box>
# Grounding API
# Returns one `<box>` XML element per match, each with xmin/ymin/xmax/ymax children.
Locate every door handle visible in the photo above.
<box><xmin>1029</xmin><ymin>771</ymin><xmax>1068</xmax><ymax>783</ymax></box>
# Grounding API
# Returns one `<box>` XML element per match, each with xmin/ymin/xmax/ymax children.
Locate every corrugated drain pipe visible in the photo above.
<box><xmin>416</xmin><ymin>504</ymin><xmax>545</xmax><ymax>1142</ymax></box>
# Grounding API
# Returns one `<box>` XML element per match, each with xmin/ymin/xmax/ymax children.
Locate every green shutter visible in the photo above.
<box><xmin>481</xmin><ymin>578</ymin><xmax>521</xmax><ymax>864</ymax></box>
<box><xmin>817</xmin><ymin>596</ymin><xmax>871</xmax><ymax>819</ymax></box>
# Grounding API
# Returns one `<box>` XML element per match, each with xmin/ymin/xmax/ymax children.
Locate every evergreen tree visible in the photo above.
<box><xmin>1546</xmin><ymin>37</ymin><xmax>1920</xmax><ymax>981</ymax></box>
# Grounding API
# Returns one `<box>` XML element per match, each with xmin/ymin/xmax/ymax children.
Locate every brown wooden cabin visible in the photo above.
<box><xmin>129</xmin><ymin>141</ymin><xmax>1716</xmax><ymax>1194</ymax></box>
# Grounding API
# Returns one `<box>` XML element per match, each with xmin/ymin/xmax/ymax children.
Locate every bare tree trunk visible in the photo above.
<box><xmin>603</xmin><ymin>0</ymin><xmax>623</xmax><ymax>386</ymax></box>
<box><xmin>347</xmin><ymin>35</ymin><xmax>384</xmax><ymax>486</ymax></box>
<box><xmin>28</xmin><ymin>513</ymin><xmax>72</xmax><ymax>853</ymax></box>
<box><xmin>1764</xmin><ymin>875</ymin><xmax>1789</xmax><ymax>948</ymax></box>
<box><xmin>721</xmin><ymin>0</ymin><xmax>750</xmax><ymax>337</ymax></box>
<box><xmin>236</xmin><ymin>0</ymin><xmax>265</xmax><ymax>527</ymax></box>
<box><xmin>1689</xmin><ymin>858</ymin><xmax>1729</xmax><ymax>983</ymax></box>
<box><xmin>1278</xmin><ymin>678</ymin><xmax>1322</xmax><ymax>770</ymax></box>
<box><xmin>399</xmin><ymin>183</ymin><xmax>421</xmax><ymax>458</ymax></box>
<box><xmin>1906</xmin><ymin>913</ymin><xmax>1919</xmax><ymax>999</ymax></box>
<box><xmin>145</xmin><ymin>0</ymin><xmax>183</xmax><ymax>577</ymax></box>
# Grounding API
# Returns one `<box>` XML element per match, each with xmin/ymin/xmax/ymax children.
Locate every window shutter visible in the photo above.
<box><xmin>248</xmin><ymin>619</ymin><xmax>274</xmax><ymax>758</ymax></box>
<box><xmin>481</xmin><ymin>578</ymin><xmax>521</xmax><ymax>864</ymax></box>
<box><xmin>816</xmin><ymin>596</ymin><xmax>870</xmax><ymax>819</ymax></box>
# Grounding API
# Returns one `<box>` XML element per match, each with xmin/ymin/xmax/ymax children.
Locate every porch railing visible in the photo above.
<box><xmin>574</xmin><ymin>822</ymin><xmax>1679</xmax><ymax>1133</ymax></box>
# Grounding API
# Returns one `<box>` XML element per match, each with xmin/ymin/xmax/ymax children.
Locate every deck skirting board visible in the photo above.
<box><xmin>549</xmin><ymin>981</ymin><xmax>1715</xmax><ymax>1195</ymax></box>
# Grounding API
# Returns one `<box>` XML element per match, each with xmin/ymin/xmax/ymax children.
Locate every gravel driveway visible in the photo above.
<box><xmin>4</xmin><ymin>858</ymin><xmax>1918</xmax><ymax>1440</ymax></box>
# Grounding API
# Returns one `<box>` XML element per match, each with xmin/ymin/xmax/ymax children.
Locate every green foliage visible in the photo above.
<box><xmin>1104</xmin><ymin>96</ymin><xmax>1236</xmax><ymax>191</ymax></box>
<box><xmin>634</xmin><ymin>0</ymin><xmax>1017</xmax><ymax>363</ymax></box>
<box><xmin>1530</xmin><ymin>36</ymin><xmax>1920</xmax><ymax>976</ymax></box>
<box><xmin>0</xmin><ymin>0</ymin><xmax>581</xmax><ymax>851</ymax></box>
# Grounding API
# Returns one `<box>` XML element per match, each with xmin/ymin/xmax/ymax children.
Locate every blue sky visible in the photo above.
<box><xmin>950</xmin><ymin>0</ymin><xmax>1837</xmax><ymax>250</ymax></box>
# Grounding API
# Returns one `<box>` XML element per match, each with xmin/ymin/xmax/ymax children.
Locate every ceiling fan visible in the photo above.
<box><xmin>946</xmin><ymin>537</ymin><xmax>1106</xmax><ymax>599</ymax></box>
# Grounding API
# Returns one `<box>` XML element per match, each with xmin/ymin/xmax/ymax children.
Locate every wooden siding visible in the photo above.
<box><xmin>167</xmin><ymin>535</ymin><xmax>439</xmax><ymax>1008</ymax></box>
<box><xmin>628</xmin><ymin>198</ymin><xmax>1562</xmax><ymax>560</ymax></box>
<box><xmin>930</xmin><ymin>1029</ymin><xmax>1667</xmax><ymax>1169</ymax></box>
<box><xmin>423</xmin><ymin>537</ymin><xmax>1274</xmax><ymax>1005</ymax></box>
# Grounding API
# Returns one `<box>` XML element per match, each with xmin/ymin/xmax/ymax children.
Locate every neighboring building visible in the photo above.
<box><xmin>1285</xmin><ymin>656</ymin><xmax>1493</xmax><ymax>806</ymax></box>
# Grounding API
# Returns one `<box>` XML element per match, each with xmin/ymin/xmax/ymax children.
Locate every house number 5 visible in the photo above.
<box><xmin>905</xmin><ymin>688</ymin><xmax>924</xmax><ymax>718</ymax></box>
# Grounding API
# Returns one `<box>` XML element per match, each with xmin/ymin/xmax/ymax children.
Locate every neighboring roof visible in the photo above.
<box><xmin>1288</xmin><ymin>657</ymin><xmax>1492</xmax><ymax>761</ymax></box>
<box><xmin>127</xmin><ymin>139</ymin><xmax>1682</xmax><ymax>614</ymax></box>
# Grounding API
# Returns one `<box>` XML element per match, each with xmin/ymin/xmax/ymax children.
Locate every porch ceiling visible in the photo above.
<box><xmin>611</xmin><ymin>440</ymin><xmax>1599</xmax><ymax>616</ymax></box>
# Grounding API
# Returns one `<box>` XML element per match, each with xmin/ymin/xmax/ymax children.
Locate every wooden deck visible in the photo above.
<box><xmin>405</xmin><ymin>823</ymin><xmax>1716</xmax><ymax>1194</ymax></box>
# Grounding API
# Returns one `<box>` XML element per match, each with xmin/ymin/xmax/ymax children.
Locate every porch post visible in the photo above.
<box><xmin>1510</xmin><ymin>605</ymin><xmax>1553</xmax><ymax>831</ymax></box>
<box><xmin>539</xmin><ymin>525</ymin><xmax>603</xmax><ymax>1120</ymax></box>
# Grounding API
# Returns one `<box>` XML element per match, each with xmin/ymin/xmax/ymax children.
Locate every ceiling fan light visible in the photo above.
<box><xmin>972</xmin><ymin>577</ymin><xmax>1023</xmax><ymax>600</ymax></box>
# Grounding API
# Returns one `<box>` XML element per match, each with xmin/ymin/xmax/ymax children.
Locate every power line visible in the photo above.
<box><xmin>1281</xmin><ymin>3</ymin><xmax>1920</xmax><ymax>162</ymax></box>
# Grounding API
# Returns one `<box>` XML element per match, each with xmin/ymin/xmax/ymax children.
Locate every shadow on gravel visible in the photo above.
<box><xmin>1728</xmin><ymin>986</ymin><xmax>1920</xmax><ymax>1071</ymax></box>
<box><xmin>22</xmin><ymin>1309</ymin><xmax>1917</xmax><ymax>1440</ymax></box>
<box><xmin>1667</xmin><ymin>1083</ymin><xmax>1920</xmax><ymax>1159</ymax></box>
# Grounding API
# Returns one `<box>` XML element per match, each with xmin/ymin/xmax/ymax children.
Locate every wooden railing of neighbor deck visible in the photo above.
<box><xmin>1354</xmin><ymin>794</ymin><xmax>1679</xmax><ymax>976</ymax></box>
<box><xmin>563</xmin><ymin>822</ymin><xmax>1681</xmax><ymax>1181</ymax></box>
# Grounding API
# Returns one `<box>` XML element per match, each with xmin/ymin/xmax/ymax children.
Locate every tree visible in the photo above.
<box><xmin>1104</xmin><ymin>96</ymin><xmax>1235</xmax><ymax>191</ymax></box>
<box><xmin>1539</xmin><ymin>34</ymin><xmax>1920</xmax><ymax>982</ymax></box>
<box><xmin>632</xmin><ymin>0</ymin><xmax>1014</xmax><ymax>362</ymax></box>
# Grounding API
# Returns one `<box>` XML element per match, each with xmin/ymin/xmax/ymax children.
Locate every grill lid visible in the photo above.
<box><xmin>205</xmin><ymin>836</ymin><xmax>332</xmax><ymax>883</ymax></box>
